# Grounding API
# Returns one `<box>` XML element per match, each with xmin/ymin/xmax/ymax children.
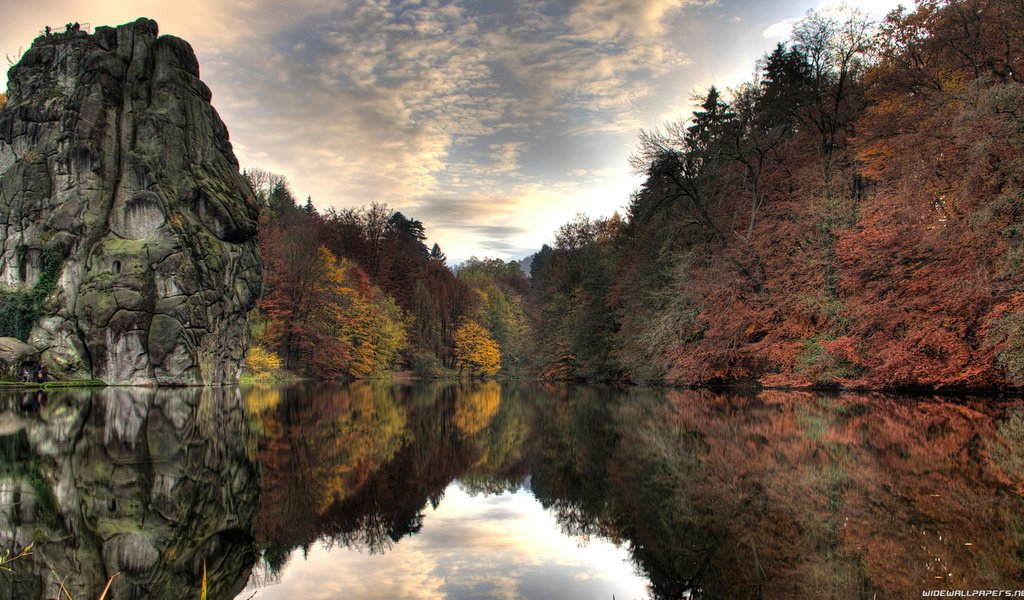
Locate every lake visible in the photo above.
<box><xmin>1</xmin><ymin>382</ymin><xmax>1023</xmax><ymax>599</ymax></box>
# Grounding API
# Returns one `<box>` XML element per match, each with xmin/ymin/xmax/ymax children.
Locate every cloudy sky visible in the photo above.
<box><xmin>0</xmin><ymin>0</ymin><xmax>904</xmax><ymax>262</ymax></box>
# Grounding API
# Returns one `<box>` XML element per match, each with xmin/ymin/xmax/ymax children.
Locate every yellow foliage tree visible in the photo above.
<box><xmin>454</xmin><ymin>319</ymin><xmax>501</xmax><ymax>377</ymax></box>
<box><xmin>0</xmin><ymin>93</ymin><xmax>7</xmax><ymax>112</ymax></box>
<box><xmin>270</xmin><ymin>247</ymin><xmax>407</xmax><ymax>379</ymax></box>
<box><xmin>246</xmin><ymin>345</ymin><xmax>282</xmax><ymax>377</ymax></box>
<box><xmin>333</xmin><ymin>257</ymin><xmax>407</xmax><ymax>377</ymax></box>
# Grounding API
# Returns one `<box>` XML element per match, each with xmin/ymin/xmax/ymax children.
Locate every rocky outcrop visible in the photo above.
<box><xmin>0</xmin><ymin>18</ymin><xmax>261</xmax><ymax>385</ymax></box>
<box><xmin>0</xmin><ymin>337</ymin><xmax>37</xmax><ymax>378</ymax></box>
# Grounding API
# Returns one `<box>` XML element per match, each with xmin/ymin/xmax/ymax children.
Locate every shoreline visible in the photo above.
<box><xmin>3</xmin><ymin>375</ymin><xmax>1024</xmax><ymax>399</ymax></box>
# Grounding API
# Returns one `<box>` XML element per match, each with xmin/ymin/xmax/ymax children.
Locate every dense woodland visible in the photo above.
<box><xmin>251</xmin><ymin>0</ymin><xmax>1024</xmax><ymax>390</ymax></box>
<box><xmin>248</xmin><ymin>174</ymin><xmax>525</xmax><ymax>379</ymax></box>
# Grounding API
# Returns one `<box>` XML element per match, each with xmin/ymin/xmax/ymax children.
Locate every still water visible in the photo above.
<box><xmin>1</xmin><ymin>382</ymin><xmax>1023</xmax><ymax>599</ymax></box>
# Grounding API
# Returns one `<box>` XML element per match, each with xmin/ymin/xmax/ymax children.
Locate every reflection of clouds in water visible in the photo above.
<box><xmin>241</xmin><ymin>484</ymin><xmax>647</xmax><ymax>600</ymax></box>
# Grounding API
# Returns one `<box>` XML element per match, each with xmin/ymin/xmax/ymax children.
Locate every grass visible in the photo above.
<box><xmin>0</xmin><ymin>379</ymin><xmax>106</xmax><ymax>389</ymax></box>
<box><xmin>54</xmin><ymin>563</ymin><xmax>206</xmax><ymax>600</ymax></box>
<box><xmin>0</xmin><ymin>543</ymin><xmax>32</xmax><ymax>572</ymax></box>
<box><xmin>3</xmin><ymin>547</ymin><xmax>209</xmax><ymax>600</ymax></box>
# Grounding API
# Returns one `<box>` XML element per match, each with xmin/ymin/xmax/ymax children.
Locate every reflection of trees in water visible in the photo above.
<box><xmin>0</xmin><ymin>387</ymin><xmax>259</xmax><ymax>600</ymax></box>
<box><xmin>252</xmin><ymin>380</ymin><xmax>533</xmax><ymax>566</ymax></box>
<box><xmin>247</xmin><ymin>382</ymin><xmax>1024</xmax><ymax>598</ymax></box>
<box><xmin>254</xmin><ymin>382</ymin><xmax>409</xmax><ymax>556</ymax></box>
<box><xmin>459</xmin><ymin>383</ymin><xmax>533</xmax><ymax>496</ymax></box>
<box><xmin>454</xmin><ymin>380</ymin><xmax>501</xmax><ymax>435</ymax></box>
<box><xmin>529</xmin><ymin>388</ymin><xmax>1024</xmax><ymax>599</ymax></box>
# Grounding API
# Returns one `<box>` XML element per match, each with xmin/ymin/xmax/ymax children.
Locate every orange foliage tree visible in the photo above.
<box><xmin>834</xmin><ymin>0</ymin><xmax>1024</xmax><ymax>388</ymax></box>
<box><xmin>530</xmin><ymin>0</ymin><xmax>1024</xmax><ymax>390</ymax></box>
<box><xmin>260</xmin><ymin>240</ymin><xmax>406</xmax><ymax>379</ymax></box>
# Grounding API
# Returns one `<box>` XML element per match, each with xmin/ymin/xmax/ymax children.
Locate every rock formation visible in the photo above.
<box><xmin>0</xmin><ymin>18</ymin><xmax>261</xmax><ymax>385</ymax></box>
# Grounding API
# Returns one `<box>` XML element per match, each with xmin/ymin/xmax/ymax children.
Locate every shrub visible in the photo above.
<box><xmin>246</xmin><ymin>345</ymin><xmax>281</xmax><ymax>376</ymax></box>
<box><xmin>0</xmin><ymin>248</ymin><xmax>64</xmax><ymax>341</ymax></box>
<box><xmin>410</xmin><ymin>350</ymin><xmax>445</xmax><ymax>378</ymax></box>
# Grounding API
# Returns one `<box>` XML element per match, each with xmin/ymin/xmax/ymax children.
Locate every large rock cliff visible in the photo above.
<box><xmin>0</xmin><ymin>19</ymin><xmax>261</xmax><ymax>385</ymax></box>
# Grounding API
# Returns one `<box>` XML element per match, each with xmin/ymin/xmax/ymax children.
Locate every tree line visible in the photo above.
<box><xmin>247</xmin><ymin>174</ymin><xmax>528</xmax><ymax>379</ymax></box>
<box><xmin>529</xmin><ymin>0</ymin><xmax>1024</xmax><ymax>389</ymax></box>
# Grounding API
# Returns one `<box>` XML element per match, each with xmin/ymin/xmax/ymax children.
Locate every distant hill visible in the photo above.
<box><xmin>516</xmin><ymin>253</ymin><xmax>535</xmax><ymax>277</ymax></box>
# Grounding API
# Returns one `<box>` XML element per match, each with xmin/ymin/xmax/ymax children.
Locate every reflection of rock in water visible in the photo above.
<box><xmin>0</xmin><ymin>387</ymin><xmax>258</xmax><ymax>600</ymax></box>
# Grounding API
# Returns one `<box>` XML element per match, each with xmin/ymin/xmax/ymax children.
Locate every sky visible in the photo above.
<box><xmin>0</xmin><ymin>0</ymin><xmax>905</xmax><ymax>263</ymax></box>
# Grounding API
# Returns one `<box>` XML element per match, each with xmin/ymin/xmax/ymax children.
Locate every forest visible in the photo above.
<box><xmin>251</xmin><ymin>0</ymin><xmax>1024</xmax><ymax>390</ymax></box>
<box><xmin>249</xmin><ymin>175</ymin><xmax>527</xmax><ymax>380</ymax></box>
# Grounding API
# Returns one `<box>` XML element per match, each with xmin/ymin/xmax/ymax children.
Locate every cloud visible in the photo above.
<box><xmin>488</xmin><ymin>142</ymin><xmax>524</xmax><ymax>175</ymax></box>
<box><xmin>407</xmin><ymin>187</ymin><xmax>567</xmax><ymax>261</ymax></box>
<box><xmin>203</xmin><ymin>0</ymin><xmax>699</xmax><ymax>233</ymax></box>
<box><xmin>0</xmin><ymin>0</ymin><xmax>833</xmax><ymax>260</ymax></box>
<box><xmin>568</xmin><ymin>0</ymin><xmax>694</xmax><ymax>40</ymax></box>
<box><xmin>241</xmin><ymin>485</ymin><xmax>648</xmax><ymax>600</ymax></box>
<box><xmin>762</xmin><ymin>17</ymin><xmax>798</xmax><ymax>39</ymax></box>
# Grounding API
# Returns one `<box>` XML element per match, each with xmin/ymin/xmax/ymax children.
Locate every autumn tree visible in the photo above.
<box><xmin>832</xmin><ymin>0</ymin><xmax>1024</xmax><ymax>388</ymax></box>
<box><xmin>333</xmin><ymin>260</ymin><xmax>408</xmax><ymax>378</ymax></box>
<box><xmin>257</xmin><ymin>188</ymin><xmax>327</xmax><ymax>370</ymax></box>
<box><xmin>246</xmin><ymin>346</ymin><xmax>282</xmax><ymax>378</ymax></box>
<box><xmin>253</xmin><ymin>171</ymin><xmax>476</xmax><ymax>375</ymax></box>
<box><xmin>529</xmin><ymin>3</ymin><xmax>1023</xmax><ymax>389</ymax></box>
<box><xmin>459</xmin><ymin>257</ymin><xmax>530</xmax><ymax>376</ymax></box>
<box><xmin>412</xmin><ymin>260</ymin><xmax>474</xmax><ymax>369</ymax></box>
<box><xmin>258</xmin><ymin>192</ymin><xmax>408</xmax><ymax>378</ymax></box>
<box><xmin>453</xmin><ymin>319</ymin><xmax>501</xmax><ymax>377</ymax></box>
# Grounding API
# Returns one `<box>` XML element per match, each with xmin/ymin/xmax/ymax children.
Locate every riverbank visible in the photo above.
<box><xmin>0</xmin><ymin>379</ymin><xmax>106</xmax><ymax>390</ymax></box>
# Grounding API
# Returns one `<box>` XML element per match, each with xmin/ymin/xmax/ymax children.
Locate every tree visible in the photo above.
<box><xmin>453</xmin><ymin>319</ymin><xmax>501</xmax><ymax>377</ymax></box>
<box><xmin>267</xmin><ymin>180</ymin><xmax>299</xmax><ymax>217</ymax></box>
<box><xmin>363</xmin><ymin>202</ymin><xmax>392</xmax><ymax>278</ymax></box>
<box><xmin>255</xmin><ymin>174</ymin><xmax>464</xmax><ymax>374</ymax></box>
<box><xmin>758</xmin><ymin>43</ymin><xmax>814</xmax><ymax>132</ymax></box>
<box><xmin>412</xmin><ymin>260</ymin><xmax>474</xmax><ymax>367</ymax></box>
<box><xmin>246</xmin><ymin>345</ymin><xmax>282</xmax><ymax>377</ymax></box>
<box><xmin>429</xmin><ymin>243</ymin><xmax>447</xmax><ymax>265</ymax></box>
<box><xmin>0</xmin><ymin>93</ymin><xmax>7</xmax><ymax>112</ymax></box>
<box><xmin>790</xmin><ymin>7</ymin><xmax>874</xmax><ymax>189</ymax></box>
<box><xmin>243</xmin><ymin>168</ymin><xmax>286</xmax><ymax>206</ymax></box>
<box><xmin>458</xmin><ymin>258</ymin><xmax>530</xmax><ymax>376</ymax></box>
<box><xmin>832</xmin><ymin>0</ymin><xmax>1024</xmax><ymax>388</ymax></box>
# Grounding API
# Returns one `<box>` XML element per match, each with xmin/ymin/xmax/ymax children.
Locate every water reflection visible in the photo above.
<box><xmin>0</xmin><ymin>387</ymin><xmax>258</xmax><ymax>600</ymax></box>
<box><xmin>1</xmin><ymin>383</ymin><xmax>1023</xmax><ymax>599</ymax></box>
<box><xmin>530</xmin><ymin>388</ymin><xmax>1024</xmax><ymax>598</ymax></box>
<box><xmin>247</xmin><ymin>383</ymin><xmax>1024</xmax><ymax>598</ymax></box>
